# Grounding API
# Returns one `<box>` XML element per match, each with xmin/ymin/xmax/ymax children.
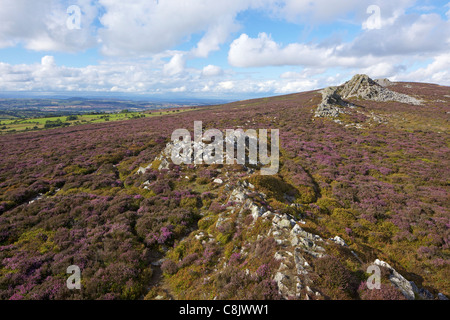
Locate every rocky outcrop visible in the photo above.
<box><xmin>374</xmin><ymin>259</ymin><xmax>415</xmax><ymax>300</ymax></box>
<box><xmin>340</xmin><ymin>74</ymin><xmax>422</xmax><ymax>105</ymax></box>
<box><xmin>314</xmin><ymin>74</ymin><xmax>422</xmax><ymax>120</ymax></box>
<box><xmin>137</xmin><ymin>130</ymin><xmax>262</xmax><ymax>175</ymax></box>
<box><xmin>140</xmin><ymin>140</ymin><xmax>443</xmax><ymax>301</ymax></box>
<box><xmin>314</xmin><ymin>86</ymin><xmax>355</xmax><ymax>118</ymax></box>
<box><xmin>270</xmin><ymin>217</ymin><xmax>325</xmax><ymax>299</ymax></box>
<box><xmin>372</xmin><ymin>259</ymin><xmax>443</xmax><ymax>300</ymax></box>
<box><xmin>438</xmin><ymin>293</ymin><xmax>449</xmax><ymax>300</ymax></box>
<box><xmin>330</xmin><ymin>235</ymin><xmax>347</xmax><ymax>247</ymax></box>
<box><xmin>374</xmin><ymin>78</ymin><xmax>393</xmax><ymax>87</ymax></box>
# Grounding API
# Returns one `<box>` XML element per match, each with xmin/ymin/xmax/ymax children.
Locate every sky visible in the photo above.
<box><xmin>0</xmin><ymin>0</ymin><xmax>449</xmax><ymax>100</ymax></box>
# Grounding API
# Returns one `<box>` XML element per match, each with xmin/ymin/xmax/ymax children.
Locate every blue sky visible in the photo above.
<box><xmin>0</xmin><ymin>0</ymin><xmax>449</xmax><ymax>100</ymax></box>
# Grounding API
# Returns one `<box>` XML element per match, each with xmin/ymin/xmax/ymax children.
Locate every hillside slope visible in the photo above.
<box><xmin>0</xmin><ymin>75</ymin><xmax>449</xmax><ymax>300</ymax></box>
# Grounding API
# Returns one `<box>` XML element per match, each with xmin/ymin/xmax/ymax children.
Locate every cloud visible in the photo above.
<box><xmin>280</xmin><ymin>68</ymin><xmax>326</xmax><ymax>79</ymax></box>
<box><xmin>171</xmin><ymin>86</ymin><xmax>187</xmax><ymax>93</ymax></box>
<box><xmin>0</xmin><ymin>0</ymin><xmax>98</xmax><ymax>52</ymax></box>
<box><xmin>274</xmin><ymin>79</ymin><xmax>318</xmax><ymax>93</ymax></box>
<box><xmin>201</xmin><ymin>65</ymin><xmax>223</xmax><ymax>77</ymax></box>
<box><xmin>97</xmin><ymin>0</ymin><xmax>255</xmax><ymax>57</ymax></box>
<box><xmin>191</xmin><ymin>15</ymin><xmax>240</xmax><ymax>58</ymax></box>
<box><xmin>218</xmin><ymin>81</ymin><xmax>235</xmax><ymax>91</ymax></box>
<box><xmin>163</xmin><ymin>53</ymin><xmax>186</xmax><ymax>76</ymax></box>
<box><xmin>0</xmin><ymin>1</ymin><xmax>449</xmax><ymax>98</ymax></box>
<box><xmin>228</xmin><ymin>33</ymin><xmax>348</xmax><ymax>68</ymax></box>
<box><xmin>0</xmin><ymin>0</ymin><xmax>441</xmax><ymax>59</ymax></box>
<box><xmin>267</xmin><ymin>0</ymin><xmax>416</xmax><ymax>25</ymax></box>
<box><xmin>394</xmin><ymin>53</ymin><xmax>450</xmax><ymax>84</ymax></box>
<box><xmin>228</xmin><ymin>8</ymin><xmax>450</xmax><ymax>70</ymax></box>
<box><xmin>357</xmin><ymin>62</ymin><xmax>405</xmax><ymax>79</ymax></box>
<box><xmin>345</xmin><ymin>13</ymin><xmax>450</xmax><ymax>57</ymax></box>
<box><xmin>41</xmin><ymin>55</ymin><xmax>56</xmax><ymax>68</ymax></box>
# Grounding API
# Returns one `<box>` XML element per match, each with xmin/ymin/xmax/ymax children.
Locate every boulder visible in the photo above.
<box><xmin>374</xmin><ymin>78</ymin><xmax>393</xmax><ymax>87</ymax></box>
<box><xmin>374</xmin><ymin>259</ymin><xmax>415</xmax><ymax>300</ymax></box>
<box><xmin>278</xmin><ymin>219</ymin><xmax>292</xmax><ymax>229</ymax></box>
<box><xmin>137</xmin><ymin>166</ymin><xmax>147</xmax><ymax>174</ymax></box>
<box><xmin>330</xmin><ymin>235</ymin><xmax>347</xmax><ymax>246</ymax></box>
<box><xmin>438</xmin><ymin>293</ymin><xmax>449</xmax><ymax>300</ymax></box>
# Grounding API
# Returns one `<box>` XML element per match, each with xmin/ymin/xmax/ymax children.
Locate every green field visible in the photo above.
<box><xmin>0</xmin><ymin>109</ymin><xmax>192</xmax><ymax>134</ymax></box>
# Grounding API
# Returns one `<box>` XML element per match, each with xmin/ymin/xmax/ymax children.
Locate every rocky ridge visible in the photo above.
<box><xmin>340</xmin><ymin>74</ymin><xmax>422</xmax><ymax>104</ymax></box>
<box><xmin>135</xmin><ymin>139</ymin><xmax>448</xmax><ymax>300</ymax></box>
<box><xmin>137</xmin><ymin>130</ymin><xmax>261</xmax><ymax>174</ymax></box>
<box><xmin>314</xmin><ymin>74</ymin><xmax>422</xmax><ymax>122</ymax></box>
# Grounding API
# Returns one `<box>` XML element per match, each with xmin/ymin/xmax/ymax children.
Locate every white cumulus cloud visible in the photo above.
<box><xmin>201</xmin><ymin>65</ymin><xmax>223</xmax><ymax>77</ymax></box>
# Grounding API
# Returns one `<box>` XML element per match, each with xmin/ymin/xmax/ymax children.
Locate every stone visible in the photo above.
<box><xmin>438</xmin><ymin>293</ymin><xmax>449</xmax><ymax>300</ymax></box>
<box><xmin>158</xmin><ymin>158</ymin><xmax>170</xmax><ymax>170</ymax></box>
<box><xmin>262</xmin><ymin>211</ymin><xmax>275</xmax><ymax>219</ymax></box>
<box><xmin>279</xmin><ymin>263</ymin><xmax>289</xmax><ymax>271</ymax></box>
<box><xmin>194</xmin><ymin>232</ymin><xmax>206</xmax><ymax>240</ymax></box>
<box><xmin>374</xmin><ymin>78</ymin><xmax>393</xmax><ymax>87</ymax></box>
<box><xmin>291</xmin><ymin>224</ymin><xmax>323</xmax><ymax>242</ymax></box>
<box><xmin>330</xmin><ymin>235</ymin><xmax>347</xmax><ymax>246</ymax></box>
<box><xmin>250</xmin><ymin>204</ymin><xmax>263</xmax><ymax>220</ymax></box>
<box><xmin>296</xmin><ymin>282</ymin><xmax>303</xmax><ymax>293</ymax></box>
<box><xmin>374</xmin><ymin>259</ymin><xmax>415</xmax><ymax>300</ymax></box>
<box><xmin>137</xmin><ymin>166</ymin><xmax>147</xmax><ymax>174</ymax></box>
<box><xmin>28</xmin><ymin>193</ymin><xmax>43</xmax><ymax>204</ymax></box>
<box><xmin>278</xmin><ymin>219</ymin><xmax>292</xmax><ymax>229</ymax></box>
<box><xmin>272</xmin><ymin>230</ymin><xmax>281</xmax><ymax>237</ymax></box>
<box><xmin>294</xmin><ymin>249</ymin><xmax>309</xmax><ymax>275</ymax></box>
<box><xmin>274</xmin><ymin>272</ymin><xmax>287</xmax><ymax>283</ymax></box>
<box><xmin>213</xmin><ymin>178</ymin><xmax>223</xmax><ymax>184</ymax></box>
<box><xmin>314</xmin><ymin>86</ymin><xmax>352</xmax><ymax>118</ymax></box>
<box><xmin>419</xmin><ymin>288</ymin><xmax>434</xmax><ymax>300</ymax></box>
<box><xmin>290</xmin><ymin>235</ymin><xmax>299</xmax><ymax>247</ymax></box>
<box><xmin>230</xmin><ymin>189</ymin><xmax>246</xmax><ymax>202</ymax></box>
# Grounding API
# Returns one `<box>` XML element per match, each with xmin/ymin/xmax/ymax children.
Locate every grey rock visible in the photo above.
<box><xmin>374</xmin><ymin>78</ymin><xmax>393</xmax><ymax>87</ymax></box>
<box><xmin>419</xmin><ymin>288</ymin><xmax>434</xmax><ymax>300</ymax></box>
<box><xmin>250</xmin><ymin>204</ymin><xmax>263</xmax><ymax>220</ymax></box>
<box><xmin>330</xmin><ymin>235</ymin><xmax>347</xmax><ymax>246</ymax></box>
<box><xmin>314</xmin><ymin>86</ymin><xmax>353</xmax><ymax>118</ymax></box>
<box><xmin>340</xmin><ymin>74</ymin><xmax>422</xmax><ymax>105</ymax></box>
<box><xmin>137</xmin><ymin>166</ymin><xmax>148</xmax><ymax>174</ymax></box>
<box><xmin>274</xmin><ymin>272</ymin><xmax>287</xmax><ymax>283</ymax></box>
<box><xmin>374</xmin><ymin>259</ymin><xmax>415</xmax><ymax>300</ymax></box>
<box><xmin>278</xmin><ymin>219</ymin><xmax>292</xmax><ymax>229</ymax></box>
<box><xmin>230</xmin><ymin>188</ymin><xmax>247</xmax><ymax>203</ymax></box>
<box><xmin>438</xmin><ymin>293</ymin><xmax>449</xmax><ymax>300</ymax></box>
<box><xmin>294</xmin><ymin>248</ymin><xmax>309</xmax><ymax>275</ymax></box>
<box><xmin>158</xmin><ymin>158</ymin><xmax>170</xmax><ymax>170</ymax></box>
<box><xmin>262</xmin><ymin>211</ymin><xmax>274</xmax><ymax>219</ymax></box>
<box><xmin>314</xmin><ymin>74</ymin><xmax>422</xmax><ymax>121</ymax></box>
